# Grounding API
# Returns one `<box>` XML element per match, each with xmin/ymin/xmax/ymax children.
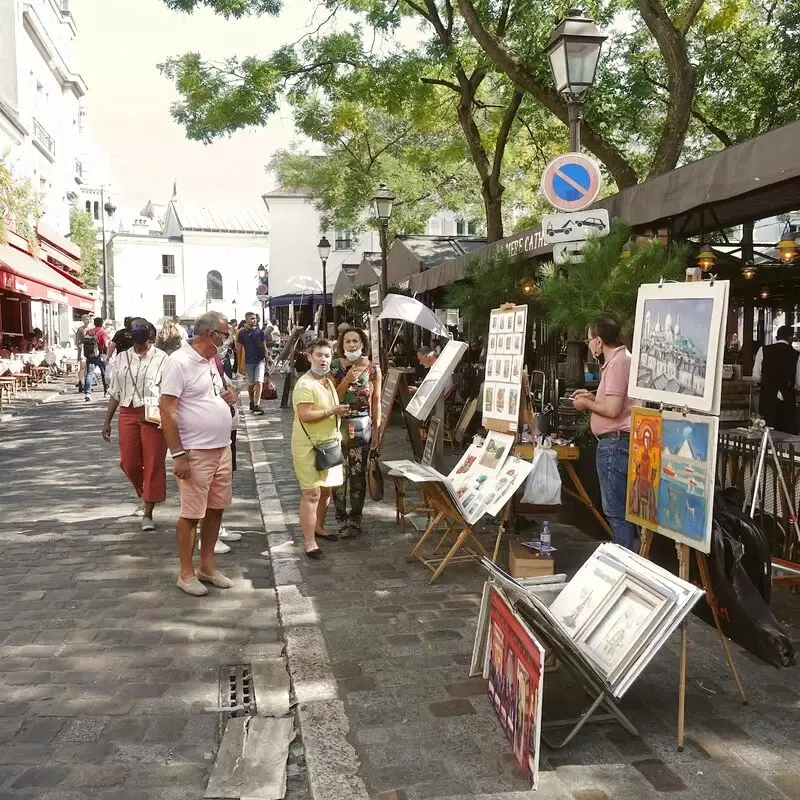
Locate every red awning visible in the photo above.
<box><xmin>0</xmin><ymin>242</ymin><xmax>95</xmax><ymax>311</ymax></box>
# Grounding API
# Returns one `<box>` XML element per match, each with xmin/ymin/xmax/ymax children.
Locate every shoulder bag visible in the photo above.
<box><xmin>128</xmin><ymin>350</ymin><xmax>162</xmax><ymax>426</ymax></box>
<box><xmin>299</xmin><ymin>378</ymin><xmax>343</xmax><ymax>471</ymax></box>
<box><xmin>367</xmin><ymin>449</ymin><xmax>384</xmax><ymax>501</ymax></box>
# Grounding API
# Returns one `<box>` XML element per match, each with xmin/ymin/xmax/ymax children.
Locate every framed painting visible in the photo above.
<box><xmin>626</xmin><ymin>407</ymin><xmax>663</xmax><ymax>530</ymax></box>
<box><xmin>655</xmin><ymin>410</ymin><xmax>719</xmax><ymax>553</ymax></box>
<box><xmin>628</xmin><ymin>280</ymin><xmax>729</xmax><ymax>415</ymax></box>
<box><xmin>406</xmin><ymin>340</ymin><xmax>468</xmax><ymax>420</ymax></box>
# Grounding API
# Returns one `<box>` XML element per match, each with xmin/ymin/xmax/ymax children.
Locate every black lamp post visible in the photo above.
<box><xmin>371</xmin><ymin>184</ymin><xmax>395</xmax><ymax>363</ymax></box>
<box><xmin>317</xmin><ymin>236</ymin><xmax>331</xmax><ymax>335</ymax></box>
<box><xmin>100</xmin><ymin>187</ymin><xmax>116</xmax><ymax>319</ymax></box>
<box><xmin>546</xmin><ymin>8</ymin><xmax>607</xmax><ymax>152</ymax></box>
<box><xmin>257</xmin><ymin>263</ymin><xmax>269</xmax><ymax>325</ymax></box>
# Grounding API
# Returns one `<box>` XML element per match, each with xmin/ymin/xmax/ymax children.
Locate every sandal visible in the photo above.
<box><xmin>337</xmin><ymin>522</ymin><xmax>352</xmax><ymax>539</ymax></box>
<box><xmin>305</xmin><ymin>548</ymin><xmax>324</xmax><ymax>559</ymax></box>
<box><xmin>314</xmin><ymin>530</ymin><xmax>338</xmax><ymax>541</ymax></box>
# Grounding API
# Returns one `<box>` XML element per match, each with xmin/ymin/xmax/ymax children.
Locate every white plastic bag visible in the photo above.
<box><xmin>521</xmin><ymin>447</ymin><xmax>562</xmax><ymax>505</ymax></box>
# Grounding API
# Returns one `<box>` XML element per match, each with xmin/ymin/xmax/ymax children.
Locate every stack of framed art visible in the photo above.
<box><xmin>484</xmin><ymin>304</ymin><xmax>529</xmax><ymax>432</ymax></box>
<box><xmin>405</xmin><ymin>339</ymin><xmax>468</xmax><ymax>421</ymax></box>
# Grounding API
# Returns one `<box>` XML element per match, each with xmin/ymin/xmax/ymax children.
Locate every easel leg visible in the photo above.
<box><xmin>492</xmin><ymin>500</ymin><xmax>513</xmax><ymax>562</ymax></box>
<box><xmin>675</xmin><ymin>543</ymin><xmax>690</xmax><ymax>751</ymax></box>
<box><xmin>638</xmin><ymin>528</ymin><xmax>652</xmax><ymax>559</ymax></box>
<box><xmin>407</xmin><ymin>512</ymin><xmax>444</xmax><ymax>563</ymax></box>
<box><xmin>563</xmin><ymin>462</ymin><xmax>613</xmax><ymax>538</ymax></box>
<box><xmin>695</xmin><ymin>550</ymin><xmax>748</xmax><ymax>704</ymax></box>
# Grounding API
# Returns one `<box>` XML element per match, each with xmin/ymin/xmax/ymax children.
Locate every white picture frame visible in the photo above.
<box><xmin>488</xmin><ymin>334</ymin><xmax>497</xmax><ymax>353</ymax></box>
<box><xmin>628</xmin><ymin>280</ymin><xmax>730</xmax><ymax>415</ymax></box>
<box><xmin>405</xmin><ymin>340</ymin><xmax>468</xmax><ymax>420</ymax></box>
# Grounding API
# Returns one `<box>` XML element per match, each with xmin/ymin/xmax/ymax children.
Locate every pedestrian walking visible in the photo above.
<box><xmin>74</xmin><ymin>313</ymin><xmax>92</xmax><ymax>393</ymax></box>
<box><xmin>107</xmin><ymin>317</ymin><xmax>134</xmax><ymax>361</ymax></box>
<box><xmin>291</xmin><ymin>338</ymin><xmax>349</xmax><ymax>558</ymax></box>
<box><xmin>101</xmin><ymin>317</ymin><xmax>170</xmax><ymax>531</ymax></box>
<box><xmin>82</xmin><ymin>316</ymin><xmax>110</xmax><ymax>401</ymax></box>
<box><xmin>155</xmin><ymin>317</ymin><xmax>183</xmax><ymax>355</ymax></box>
<box><xmin>571</xmin><ymin>315</ymin><xmax>637</xmax><ymax>550</ymax></box>
<box><xmin>160</xmin><ymin>311</ymin><xmax>239</xmax><ymax>596</ymax></box>
<box><xmin>330</xmin><ymin>327</ymin><xmax>382</xmax><ymax>538</ymax></box>
<box><xmin>752</xmin><ymin>324</ymin><xmax>800</xmax><ymax>434</ymax></box>
<box><xmin>236</xmin><ymin>312</ymin><xmax>268</xmax><ymax>415</ymax></box>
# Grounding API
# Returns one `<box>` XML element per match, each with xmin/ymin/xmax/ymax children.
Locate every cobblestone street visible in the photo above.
<box><xmin>1</xmin><ymin>382</ymin><xmax>800</xmax><ymax>799</ymax></box>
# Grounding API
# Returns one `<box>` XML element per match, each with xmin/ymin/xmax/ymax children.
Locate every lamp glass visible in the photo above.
<box><xmin>697</xmin><ymin>248</ymin><xmax>716</xmax><ymax>271</ymax></box>
<box><xmin>547</xmin><ymin>41</ymin><xmax>569</xmax><ymax>93</ymax></box>
<box><xmin>371</xmin><ymin>185</ymin><xmax>395</xmax><ymax>221</ymax></box>
<box><xmin>777</xmin><ymin>239</ymin><xmax>797</xmax><ymax>263</ymax></box>
<box><xmin>317</xmin><ymin>237</ymin><xmax>331</xmax><ymax>261</ymax></box>
<box><xmin>104</xmin><ymin>200</ymin><xmax>116</xmax><ymax>216</ymax></box>
<box><xmin>565</xmin><ymin>39</ymin><xmax>602</xmax><ymax>93</ymax></box>
<box><xmin>257</xmin><ymin>264</ymin><xmax>266</xmax><ymax>280</ymax></box>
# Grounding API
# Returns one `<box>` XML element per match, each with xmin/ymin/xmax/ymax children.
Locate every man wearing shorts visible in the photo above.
<box><xmin>237</xmin><ymin>312</ymin><xmax>268</xmax><ymax>416</ymax></box>
<box><xmin>160</xmin><ymin>311</ymin><xmax>239</xmax><ymax>596</ymax></box>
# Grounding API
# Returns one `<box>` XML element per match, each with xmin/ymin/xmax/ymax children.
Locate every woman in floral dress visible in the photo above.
<box><xmin>330</xmin><ymin>327</ymin><xmax>382</xmax><ymax>537</ymax></box>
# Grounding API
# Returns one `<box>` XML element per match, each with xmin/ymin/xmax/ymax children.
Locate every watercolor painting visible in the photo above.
<box><xmin>626</xmin><ymin>407</ymin><xmax>662</xmax><ymax>530</ymax></box>
<box><xmin>656</xmin><ymin>410</ymin><xmax>719</xmax><ymax>553</ymax></box>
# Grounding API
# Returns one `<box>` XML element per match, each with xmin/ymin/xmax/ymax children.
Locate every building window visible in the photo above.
<box><xmin>93</xmin><ymin>201</ymin><xmax>99</xmax><ymax>220</ymax></box>
<box><xmin>85</xmin><ymin>200</ymin><xmax>91</xmax><ymax>214</ymax></box>
<box><xmin>162</xmin><ymin>254</ymin><xmax>175</xmax><ymax>274</ymax></box>
<box><xmin>163</xmin><ymin>294</ymin><xmax>176</xmax><ymax>318</ymax></box>
<box><xmin>335</xmin><ymin>229</ymin><xmax>352</xmax><ymax>250</ymax></box>
<box><xmin>456</xmin><ymin>219</ymin><xmax>478</xmax><ymax>236</ymax></box>
<box><xmin>206</xmin><ymin>270</ymin><xmax>223</xmax><ymax>300</ymax></box>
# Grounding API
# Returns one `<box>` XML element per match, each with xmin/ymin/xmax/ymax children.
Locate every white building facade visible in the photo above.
<box><xmin>0</xmin><ymin>0</ymin><xmax>87</xmax><ymax>234</ymax></box>
<box><xmin>107</xmin><ymin>198</ymin><xmax>269</xmax><ymax>326</ymax></box>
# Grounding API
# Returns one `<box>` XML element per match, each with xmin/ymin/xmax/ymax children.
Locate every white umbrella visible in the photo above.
<box><xmin>378</xmin><ymin>294</ymin><xmax>452</xmax><ymax>339</ymax></box>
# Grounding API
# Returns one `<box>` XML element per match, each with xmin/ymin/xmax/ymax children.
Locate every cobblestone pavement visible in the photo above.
<box><xmin>0</xmin><ymin>390</ymin><xmax>308</xmax><ymax>800</ymax></box>
<box><xmin>250</xmin><ymin>384</ymin><xmax>800</xmax><ymax>800</ymax></box>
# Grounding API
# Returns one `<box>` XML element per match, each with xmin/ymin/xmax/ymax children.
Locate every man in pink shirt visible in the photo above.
<box><xmin>571</xmin><ymin>315</ymin><xmax>637</xmax><ymax>550</ymax></box>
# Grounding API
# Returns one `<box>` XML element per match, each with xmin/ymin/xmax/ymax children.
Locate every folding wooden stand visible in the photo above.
<box><xmin>407</xmin><ymin>483</ymin><xmax>490</xmax><ymax>583</ymax></box>
<box><xmin>639</xmin><ymin>530</ymin><xmax>747</xmax><ymax>750</ymax></box>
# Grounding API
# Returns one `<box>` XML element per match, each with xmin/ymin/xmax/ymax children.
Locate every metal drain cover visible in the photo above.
<box><xmin>217</xmin><ymin>663</ymin><xmax>257</xmax><ymax>742</ymax></box>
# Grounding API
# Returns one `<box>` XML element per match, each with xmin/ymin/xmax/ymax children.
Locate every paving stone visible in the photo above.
<box><xmin>14</xmin><ymin>718</ymin><xmax>66</xmax><ymax>744</ymax></box>
<box><xmin>773</xmin><ymin>773</ymin><xmax>800</xmax><ymax>800</ymax></box>
<box><xmin>386</xmin><ymin>634</ymin><xmax>420</xmax><ymax>645</ymax></box>
<box><xmin>0</xmin><ymin>717</ymin><xmax>24</xmax><ymax>742</ymax></box>
<box><xmin>632</xmin><ymin>759</ymin><xmax>686</xmax><ymax>792</ymax></box>
<box><xmin>10</xmin><ymin>766</ymin><xmax>71</xmax><ymax>789</ymax></box>
<box><xmin>428</xmin><ymin>699</ymin><xmax>476</xmax><ymax>718</ymax></box>
<box><xmin>446</xmin><ymin>678</ymin><xmax>488</xmax><ymax>698</ymax></box>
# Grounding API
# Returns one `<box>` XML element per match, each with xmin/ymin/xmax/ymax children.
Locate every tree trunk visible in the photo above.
<box><xmin>483</xmin><ymin>188</ymin><xmax>505</xmax><ymax>243</ymax></box>
<box><xmin>565</xmin><ymin>341</ymin><xmax>585</xmax><ymax>388</ymax></box>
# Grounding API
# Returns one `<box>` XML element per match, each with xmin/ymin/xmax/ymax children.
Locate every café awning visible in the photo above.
<box><xmin>0</xmin><ymin>242</ymin><xmax>95</xmax><ymax>311</ymax></box>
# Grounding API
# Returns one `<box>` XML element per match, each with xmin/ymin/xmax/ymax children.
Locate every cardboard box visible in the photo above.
<box><xmin>509</xmin><ymin>540</ymin><xmax>554</xmax><ymax>579</ymax></box>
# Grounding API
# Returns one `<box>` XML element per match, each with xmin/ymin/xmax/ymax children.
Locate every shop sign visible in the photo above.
<box><xmin>500</xmin><ymin>230</ymin><xmax>546</xmax><ymax>259</ymax></box>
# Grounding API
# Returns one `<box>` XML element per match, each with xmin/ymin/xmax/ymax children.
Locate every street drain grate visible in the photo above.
<box><xmin>217</xmin><ymin>662</ymin><xmax>258</xmax><ymax>742</ymax></box>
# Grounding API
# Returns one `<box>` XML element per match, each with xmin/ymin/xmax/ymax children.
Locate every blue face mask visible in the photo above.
<box><xmin>310</xmin><ymin>364</ymin><xmax>330</xmax><ymax>376</ymax></box>
<box><xmin>345</xmin><ymin>348</ymin><xmax>362</xmax><ymax>361</ymax></box>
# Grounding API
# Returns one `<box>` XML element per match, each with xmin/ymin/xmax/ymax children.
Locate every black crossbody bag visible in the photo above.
<box><xmin>299</xmin><ymin>378</ymin><xmax>343</xmax><ymax>471</ymax></box>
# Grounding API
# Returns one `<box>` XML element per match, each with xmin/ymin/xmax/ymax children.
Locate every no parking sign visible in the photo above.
<box><xmin>540</xmin><ymin>153</ymin><xmax>602</xmax><ymax>212</ymax></box>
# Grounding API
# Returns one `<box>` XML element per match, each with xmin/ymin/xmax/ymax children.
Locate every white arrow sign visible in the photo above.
<box><xmin>553</xmin><ymin>241</ymin><xmax>588</xmax><ymax>264</ymax></box>
<box><xmin>541</xmin><ymin>209</ymin><xmax>609</xmax><ymax>245</ymax></box>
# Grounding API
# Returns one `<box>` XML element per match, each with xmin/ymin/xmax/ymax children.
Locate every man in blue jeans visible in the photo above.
<box><xmin>571</xmin><ymin>315</ymin><xmax>637</xmax><ymax>550</ymax></box>
<box><xmin>236</xmin><ymin>312</ymin><xmax>268</xmax><ymax>416</ymax></box>
<box><xmin>82</xmin><ymin>316</ymin><xmax>109</xmax><ymax>401</ymax></box>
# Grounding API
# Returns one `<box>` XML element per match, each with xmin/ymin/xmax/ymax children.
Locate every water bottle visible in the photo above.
<box><xmin>539</xmin><ymin>521</ymin><xmax>552</xmax><ymax>557</ymax></box>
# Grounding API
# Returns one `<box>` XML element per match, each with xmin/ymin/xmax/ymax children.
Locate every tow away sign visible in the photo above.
<box><xmin>541</xmin><ymin>209</ymin><xmax>609</xmax><ymax>245</ymax></box>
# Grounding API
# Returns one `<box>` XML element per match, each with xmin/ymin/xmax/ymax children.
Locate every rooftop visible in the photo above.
<box><xmin>170</xmin><ymin>200</ymin><xmax>270</xmax><ymax>234</ymax></box>
<box><xmin>397</xmin><ymin>234</ymin><xmax>488</xmax><ymax>270</ymax></box>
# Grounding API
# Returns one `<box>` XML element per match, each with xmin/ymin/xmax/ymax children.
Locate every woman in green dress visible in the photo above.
<box><xmin>291</xmin><ymin>338</ymin><xmax>350</xmax><ymax>558</ymax></box>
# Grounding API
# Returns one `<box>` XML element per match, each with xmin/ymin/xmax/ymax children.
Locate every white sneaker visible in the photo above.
<box><xmin>197</xmin><ymin>539</ymin><xmax>231</xmax><ymax>554</ymax></box>
<box><xmin>133</xmin><ymin>504</ymin><xmax>145</xmax><ymax>517</ymax></box>
<box><xmin>219</xmin><ymin>528</ymin><xmax>241</xmax><ymax>542</ymax></box>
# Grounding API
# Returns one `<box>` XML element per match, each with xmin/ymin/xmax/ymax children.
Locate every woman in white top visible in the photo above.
<box><xmin>101</xmin><ymin>317</ymin><xmax>170</xmax><ymax>531</ymax></box>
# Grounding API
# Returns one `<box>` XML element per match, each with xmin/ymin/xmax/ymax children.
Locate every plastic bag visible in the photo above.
<box><xmin>521</xmin><ymin>447</ymin><xmax>561</xmax><ymax>506</ymax></box>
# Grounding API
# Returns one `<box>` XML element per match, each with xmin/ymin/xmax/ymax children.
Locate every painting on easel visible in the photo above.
<box><xmin>656</xmin><ymin>410</ymin><xmax>718</xmax><ymax>554</ymax></box>
<box><xmin>626</xmin><ymin>407</ymin><xmax>662</xmax><ymax>530</ymax></box>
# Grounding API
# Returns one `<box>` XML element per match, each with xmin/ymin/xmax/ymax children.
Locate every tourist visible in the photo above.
<box><xmin>160</xmin><ymin>311</ymin><xmax>239</xmax><ymax>596</ymax></box>
<box><xmin>107</xmin><ymin>317</ymin><xmax>134</xmax><ymax>361</ymax></box>
<box><xmin>291</xmin><ymin>338</ymin><xmax>350</xmax><ymax>557</ymax></box>
<box><xmin>74</xmin><ymin>313</ymin><xmax>93</xmax><ymax>393</ymax></box>
<box><xmin>571</xmin><ymin>315</ymin><xmax>637</xmax><ymax>550</ymax></box>
<box><xmin>101</xmin><ymin>317</ymin><xmax>169</xmax><ymax>531</ymax></box>
<box><xmin>237</xmin><ymin>312</ymin><xmax>268</xmax><ymax>416</ymax></box>
<box><xmin>330</xmin><ymin>327</ymin><xmax>382</xmax><ymax>538</ymax></box>
<box><xmin>155</xmin><ymin>317</ymin><xmax>183</xmax><ymax>355</ymax></box>
<box><xmin>82</xmin><ymin>316</ymin><xmax>110</xmax><ymax>401</ymax></box>
<box><xmin>411</xmin><ymin>346</ymin><xmax>452</xmax><ymax>394</ymax></box>
<box><xmin>752</xmin><ymin>324</ymin><xmax>800</xmax><ymax>434</ymax></box>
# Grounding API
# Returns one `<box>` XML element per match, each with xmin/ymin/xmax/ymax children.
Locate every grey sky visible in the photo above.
<box><xmin>71</xmin><ymin>0</ymin><xmax>319</xmax><ymax>210</ymax></box>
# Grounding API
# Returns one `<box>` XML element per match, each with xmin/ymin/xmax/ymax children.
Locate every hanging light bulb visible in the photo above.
<box><xmin>520</xmin><ymin>278</ymin><xmax>537</xmax><ymax>295</ymax></box>
<box><xmin>696</xmin><ymin>246</ymin><xmax>717</xmax><ymax>271</ymax></box>
<box><xmin>776</xmin><ymin>222</ymin><xmax>798</xmax><ymax>264</ymax></box>
<box><xmin>759</xmin><ymin>287</ymin><xmax>769</xmax><ymax>300</ymax></box>
<box><xmin>741</xmin><ymin>263</ymin><xmax>757</xmax><ymax>281</ymax></box>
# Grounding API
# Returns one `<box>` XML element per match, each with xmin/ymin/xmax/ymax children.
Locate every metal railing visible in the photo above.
<box><xmin>32</xmin><ymin>118</ymin><xmax>55</xmax><ymax>157</ymax></box>
<box><xmin>74</xmin><ymin>159</ymin><xmax>82</xmax><ymax>178</ymax></box>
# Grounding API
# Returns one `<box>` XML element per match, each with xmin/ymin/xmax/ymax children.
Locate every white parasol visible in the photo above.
<box><xmin>377</xmin><ymin>294</ymin><xmax>452</xmax><ymax>339</ymax></box>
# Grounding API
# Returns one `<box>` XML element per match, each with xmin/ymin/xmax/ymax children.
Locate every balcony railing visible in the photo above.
<box><xmin>32</xmin><ymin>118</ymin><xmax>55</xmax><ymax>158</ymax></box>
<box><xmin>73</xmin><ymin>159</ymin><xmax>83</xmax><ymax>182</ymax></box>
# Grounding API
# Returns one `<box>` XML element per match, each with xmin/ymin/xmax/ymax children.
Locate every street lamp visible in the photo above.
<box><xmin>546</xmin><ymin>8</ymin><xmax>607</xmax><ymax>152</ymax></box>
<box><xmin>776</xmin><ymin>222</ymin><xmax>798</xmax><ymax>264</ymax></box>
<box><xmin>100</xmin><ymin>187</ymin><xmax>116</xmax><ymax>319</ymax></box>
<box><xmin>317</xmin><ymin>236</ymin><xmax>331</xmax><ymax>335</ymax></box>
<box><xmin>256</xmin><ymin>263</ymin><xmax>269</xmax><ymax>325</ymax></box>
<box><xmin>372</xmin><ymin>184</ymin><xmax>395</xmax><ymax>365</ymax></box>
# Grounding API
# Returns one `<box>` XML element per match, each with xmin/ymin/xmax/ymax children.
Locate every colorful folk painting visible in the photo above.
<box><xmin>626</xmin><ymin>407</ymin><xmax>662</xmax><ymax>530</ymax></box>
<box><xmin>655</xmin><ymin>410</ymin><xmax>718</xmax><ymax>554</ymax></box>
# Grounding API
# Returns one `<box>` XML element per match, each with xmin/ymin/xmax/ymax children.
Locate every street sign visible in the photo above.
<box><xmin>553</xmin><ymin>240</ymin><xmax>588</xmax><ymax>265</ymax></box>
<box><xmin>541</xmin><ymin>153</ymin><xmax>603</xmax><ymax>212</ymax></box>
<box><xmin>256</xmin><ymin>283</ymin><xmax>269</xmax><ymax>296</ymax></box>
<box><xmin>541</xmin><ymin>209</ymin><xmax>609</xmax><ymax>245</ymax></box>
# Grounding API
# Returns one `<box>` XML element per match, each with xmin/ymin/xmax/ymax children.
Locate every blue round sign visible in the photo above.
<box><xmin>541</xmin><ymin>154</ymin><xmax>602</xmax><ymax>212</ymax></box>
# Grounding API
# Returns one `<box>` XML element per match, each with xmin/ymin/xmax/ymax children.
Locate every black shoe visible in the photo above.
<box><xmin>249</xmin><ymin>402</ymin><xmax>255</xmax><ymax>411</ymax></box>
<box><xmin>253</xmin><ymin>407</ymin><xmax>265</xmax><ymax>416</ymax></box>
<box><xmin>305</xmin><ymin>547</ymin><xmax>324</xmax><ymax>559</ymax></box>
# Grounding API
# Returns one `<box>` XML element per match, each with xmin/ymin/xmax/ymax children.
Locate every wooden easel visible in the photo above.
<box><xmin>638</xmin><ymin>529</ymin><xmax>747</xmax><ymax>751</ymax></box>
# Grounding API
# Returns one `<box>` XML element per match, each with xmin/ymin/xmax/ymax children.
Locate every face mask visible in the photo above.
<box><xmin>217</xmin><ymin>344</ymin><xmax>228</xmax><ymax>356</ymax></box>
<box><xmin>345</xmin><ymin>348</ymin><xmax>362</xmax><ymax>361</ymax></box>
<box><xmin>310</xmin><ymin>364</ymin><xmax>330</xmax><ymax>376</ymax></box>
<box><xmin>132</xmin><ymin>330</ymin><xmax>149</xmax><ymax>345</ymax></box>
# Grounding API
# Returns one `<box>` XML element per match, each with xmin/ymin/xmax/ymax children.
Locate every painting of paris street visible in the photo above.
<box><xmin>628</xmin><ymin>281</ymin><xmax>729</xmax><ymax>415</ymax></box>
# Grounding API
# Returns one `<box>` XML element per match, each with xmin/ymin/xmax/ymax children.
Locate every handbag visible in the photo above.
<box><xmin>263</xmin><ymin>376</ymin><xmax>278</xmax><ymax>401</ymax></box>
<box><xmin>129</xmin><ymin>351</ymin><xmax>162</xmax><ymax>427</ymax></box>
<box><xmin>367</xmin><ymin>450</ymin><xmax>384</xmax><ymax>501</ymax></box>
<box><xmin>341</xmin><ymin>413</ymin><xmax>372</xmax><ymax>447</ymax></box>
<box><xmin>299</xmin><ymin>379</ymin><xmax>343</xmax><ymax>471</ymax></box>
